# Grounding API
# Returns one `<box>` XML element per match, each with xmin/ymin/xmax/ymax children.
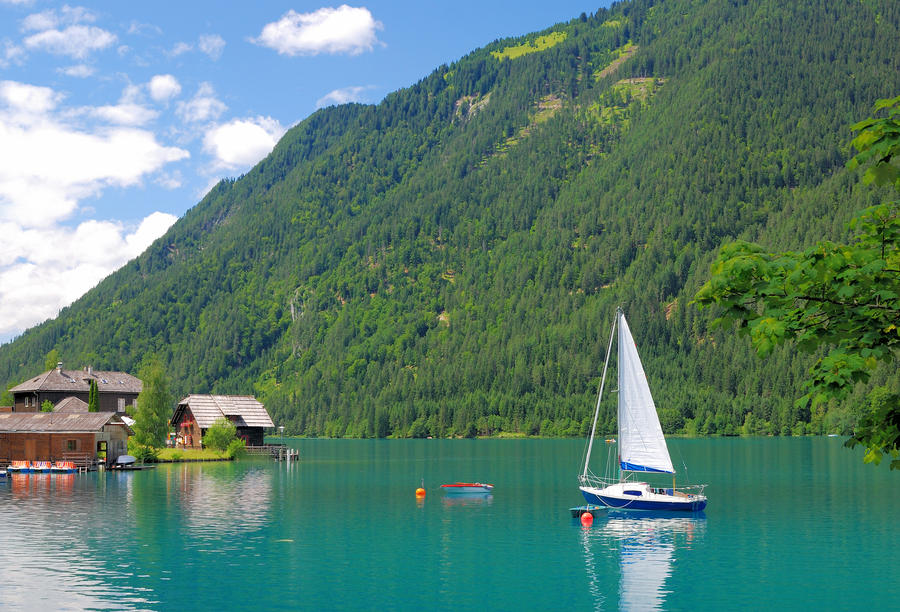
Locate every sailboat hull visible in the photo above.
<box><xmin>580</xmin><ymin>484</ymin><xmax>707</xmax><ymax>512</ymax></box>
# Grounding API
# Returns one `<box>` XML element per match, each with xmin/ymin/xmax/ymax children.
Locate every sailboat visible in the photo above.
<box><xmin>578</xmin><ymin>308</ymin><xmax>707</xmax><ymax>512</ymax></box>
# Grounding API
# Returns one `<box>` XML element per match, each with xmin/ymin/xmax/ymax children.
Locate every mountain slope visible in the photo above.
<box><xmin>2</xmin><ymin>0</ymin><xmax>899</xmax><ymax>437</ymax></box>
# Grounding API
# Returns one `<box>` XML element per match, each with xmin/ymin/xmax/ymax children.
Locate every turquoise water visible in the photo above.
<box><xmin>0</xmin><ymin>438</ymin><xmax>897</xmax><ymax>611</ymax></box>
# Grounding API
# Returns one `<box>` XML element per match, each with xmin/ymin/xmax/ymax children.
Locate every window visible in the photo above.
<box><xmin>117</xmin><ymin>398</ymin><xmax>125</xmax><ymax>413</ymax></box>
<box><xmin>66</xmin><ymin>439</ymin><xmax>78</xmax><ymax>451</ymax></box>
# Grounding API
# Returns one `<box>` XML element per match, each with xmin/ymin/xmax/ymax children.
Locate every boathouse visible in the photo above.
<box><xmin>171</xmin><ymin>395</ymin><xmax>274</xmax><ymax>448</ymax></box>
<box><xmin>0</xmin><ymin>411</ymin><xmax>133</xmax><ymax>467</ymax></box>
<box><xmin>10</xmin><ymin>363</ymin><xmax>142</xmax><ymax>414</ymax></box>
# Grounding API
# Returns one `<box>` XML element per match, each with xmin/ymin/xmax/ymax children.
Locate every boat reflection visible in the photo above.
<box><xmin>581</xmin><ymin>511</ymin><xmax>706</xmax><ymax>610</ymax></box>
<box><xmin>441</xmin><ymin>492</ymin><xmax>493</xmax><ymax>508</ymax></box>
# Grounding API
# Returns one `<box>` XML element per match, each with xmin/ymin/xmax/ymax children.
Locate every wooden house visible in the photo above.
<box><xmin>0</xmin><ymin>411</ymin><xmax>133</xmax><ymax>467</ymax></box>
<box><xmin>10</xmin><ymin>363</ymin><xmax>141</xmax><ymax>414</ymax></box>
<box><xmin>171</xmin><ymin>395</ymin><xmax>274</xmax><ymax>448</ymax></box>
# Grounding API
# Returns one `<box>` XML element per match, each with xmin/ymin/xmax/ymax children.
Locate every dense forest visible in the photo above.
<box><xmin>1</xmin><ymin>0</ymin><xmax>898</xmax><ymax>438</ymax></box>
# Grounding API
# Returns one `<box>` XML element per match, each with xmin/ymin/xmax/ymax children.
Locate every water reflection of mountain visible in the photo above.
<box><xmin>581</xmin><ymin>512</ymin><xmax>706</xmax><ymax>611</ymax></box>
<box><xmin>176</xmin><ymin>465</ymin><xmax>273</xmax><ymax>540</ymax></box>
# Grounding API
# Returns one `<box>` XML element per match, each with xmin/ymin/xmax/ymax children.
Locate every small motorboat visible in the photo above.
<box><xmin>570</xmin><ymin>504</ymin><xmax>605</xmax><ymax>518</ymax></box>
<box><xmin>440</xmin><ymin>482</ymin><xmax>494</xmax><ymax>494</ymax></box>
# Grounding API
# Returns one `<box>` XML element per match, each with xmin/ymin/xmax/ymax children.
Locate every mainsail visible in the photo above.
<box><xmin>617</xmin><ymin>312</ymin><xmax>674</xmax><ymax>474</ymax></box>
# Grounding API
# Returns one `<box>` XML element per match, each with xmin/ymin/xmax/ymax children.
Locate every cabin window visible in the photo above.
<box><xmin>624</xmin><ymin>490</ymin><xmax>642</xmax><ymax>496</ymax></box>
<box><xmin>66</xmin><ymin>439</ymin><xmax>78</xmax><ymax>451</ymax></box>
<box><xmin>117</xmin><ymin>398</ymin><xmax>125</xmax><ymax>413</ymax></box>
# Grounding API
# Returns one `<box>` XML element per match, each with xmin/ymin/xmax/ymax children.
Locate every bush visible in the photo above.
<box><xmin>127</xmin><ymin>440</ymin><xmax>159</xmax><ymax>463</ymax></box>
<box><xmin>225</xmin><ymin>438</ymin><xmax>247</xmax><ymax>459</ymax></box>
<box><xmin>169</xmin><ymin>451</ymin><xmax>182</xmax><ymax>462</ymax></box>
<box><xmin>203</xmin><ymin>417</ymin><xmax>237</xmax><ymax>450</ymax></box>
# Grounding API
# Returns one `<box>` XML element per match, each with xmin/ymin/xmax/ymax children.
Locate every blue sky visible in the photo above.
<box><xmin>0</xmin><ymin>1</ymin><xmax>609</xmax><ymax>342</ymax></box>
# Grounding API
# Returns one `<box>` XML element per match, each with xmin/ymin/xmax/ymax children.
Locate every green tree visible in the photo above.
<box><xmin>41</xmin><ymin>400</ymin><xmax>53</xmax><ymax>412</ymax></box>
<box><xmin>44</xmin><ymin>349</ymin><xmax>60</xmax><ymax>371</ymax></box>
<box><xmin>131</xmin><ymin>357</ymin><xmax>173</xmax><ymax>448</ymax></box>
<box><xmin>88</xmin><ymin>379</ymin><xmax>99</xmax><ymax>412</ymax></box>
<box><xmin>695</xmin><ymin>96</ymin><xmax>900</xmax><ymax>468</ymax></box>
<box><xmin>203</xmin><ymin>417</ymin><xmax>237</xmax><ymax>450</ymax></box>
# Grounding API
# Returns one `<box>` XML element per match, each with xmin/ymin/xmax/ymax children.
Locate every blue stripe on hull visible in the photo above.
<box><xmin>581</xmin><ymin>489</ymin><xmax>707</xmax><ymax>512</ymax></box>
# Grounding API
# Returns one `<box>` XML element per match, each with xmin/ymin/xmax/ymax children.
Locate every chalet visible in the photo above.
<box><xmin>0</xmin><ymin>411</ymin><xmax>133</xmax><ymax>467</ymax></box>
<box><xmin>171</xmin><ymin>395</ymin><xmax>274</xmax><ymax>448</ymax></box>
<box><xmin>10</xmin><ymin>363</ymin><xmax>141</xmax><ymax>414</ymax></box>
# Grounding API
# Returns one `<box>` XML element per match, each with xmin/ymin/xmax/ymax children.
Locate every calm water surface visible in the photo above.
<box><xmin>0</xmin><ymin>438</ymin><xmax>897</xmax><ymax>611</ymax></box>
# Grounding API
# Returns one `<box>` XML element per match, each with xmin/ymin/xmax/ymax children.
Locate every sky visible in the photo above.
<box><xmin>0</xmin><ymin>0</ymin><xmax>609</xmax><ymax>343</ymax></box>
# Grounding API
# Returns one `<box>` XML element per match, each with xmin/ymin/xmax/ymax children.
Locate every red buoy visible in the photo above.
<box><xmin>415</xmin><ymin>487</ymin><xmax>426</xmax><ymax>498</ymax></box>
<box><xmin>580</xmin><ymin>512</ymin><xmax>593</xmax><ymax>526</ymax></box>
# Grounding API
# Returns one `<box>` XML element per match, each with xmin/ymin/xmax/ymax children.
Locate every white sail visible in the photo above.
<box><xmin>617</xmin><ymin>312</ymin><xmax>674</xmax><ymax>474</ymax></box>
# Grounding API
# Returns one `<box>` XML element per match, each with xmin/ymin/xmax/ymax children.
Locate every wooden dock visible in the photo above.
<box><xmin>244</xmin><ymin>444</ymin><xmax>299</xmax><ymax>461</ymax></box>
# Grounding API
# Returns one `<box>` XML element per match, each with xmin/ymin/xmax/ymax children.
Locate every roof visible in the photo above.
<box><xmin>10</xmin><ymin>368</ymin><xmax>142</xmax><ymax>395</ymax></box>
<box><xmin>175</xmin><ymin>395</ymin><xmax>274</xmax><ymax>429</ymax></box>
<box><xmin>54</xmin><ymin>397</ymin><xmax>89</xmax><ymax>413</ymax></box>
<box><xmin>0</xmin><ymin>412</ymin><xmax>134</xmax><ymax>434</ymax></box>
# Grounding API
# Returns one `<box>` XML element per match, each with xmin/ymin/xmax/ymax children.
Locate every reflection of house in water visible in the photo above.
<box><xmin>174</xmin><ymin>466</ymin><xmax>273</xmax><ymax>539</ymax></box>
<box><xmin>171</xmin><ymin>395</ymin><xmax>274</xmax><ymax>448</ymax></box>
<box><xmin>582</xmin><ymin>513</ymin><xmax>705</xmax><ymax>610</ymax></box>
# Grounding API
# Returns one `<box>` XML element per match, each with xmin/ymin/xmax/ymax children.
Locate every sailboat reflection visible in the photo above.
<box><xmin>581</xmin><ymin>511</ymin><xmax>706</xmax><ymax>610</ymax></box>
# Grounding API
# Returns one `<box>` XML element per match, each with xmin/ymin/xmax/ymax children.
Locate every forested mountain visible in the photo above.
<box><xmin>2</xmin><ymin>0</ymin><xmax>898</xmax><ymax>438</ymax></box>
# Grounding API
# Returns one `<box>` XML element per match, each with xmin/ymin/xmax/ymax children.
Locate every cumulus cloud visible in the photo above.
<box><xmin>149</xmin><ymin>74</ymin><xmax>181</xmax><ymax>103</ymax></box>
<box><xmin>176</xmin><ymin>82</ymin><xmax>226</xmax><ymax>123</ymax></box>
<box><xmin>24</xmin><ymin>25</ymin><xmax>117</xmax><ymax>59</ymax></box>
<box><xmin>198</xmin><ymin>34</ymin><xmax>225</xmax><ymax>60</ymax></box>
<box><xmin>0</xmin><ymin>211</ymin><xmax>178</xmax><ymax>340</ymax></box>
<box><xmin>21</xmin><ymin>5</ymin><xmax>115</xmax><ymax>59</ymax></box>
<box><xmin>0</xmin><ymin>79</ymin><xmax>188</xmax><ymax>339</ymax></box>
<box><xmin>0</xmin><ymin>80</ymin><xmax>188</xmax><ymax>227</ymax></box>
<box><xmin>316</xmin><ymin>85</ymin><xmax>372</xmax><ymax>108</ymax></box>
<box><xmin>253</xmin><ymin>5</ymin><xmax>382</xmax><ymax>56</ymax></box>
<box><xmin>59</xmin><ymin>64</ymin><xmax>95</xmax><ymax>77</ymax></box>
<box><xmin>1</xmin><ymin>40</ymin><xmax>25</xmax><ymax>68</ymax></box>
<box><xmin>203</xmin><ymin>116</ymin><xmax>285</xmax><ymax>170</ymax></box>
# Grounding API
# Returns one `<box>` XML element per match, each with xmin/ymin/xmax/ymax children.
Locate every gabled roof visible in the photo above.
<box><xmin>174</xmin><ymin>395</ymin><xmax>274</xmax><ymax>429</ymax></box>
<box><xmin>54</xmin><ymin>397</ymin><xmax>89</xmax><ymax>413</ymax></box>
<box><xmin>0</xmin><ymin>411</ymin><xmax>134</xmax><ymax>434</ymax></box>
<box><xmin>10</xmin><ymin>368</ymin><xmax>142</xmax><ymax>395</ymax></box>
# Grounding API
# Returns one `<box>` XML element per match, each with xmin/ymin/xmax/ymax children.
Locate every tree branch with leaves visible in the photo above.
<box><xmin>695</xmin><ymin>96</ymin><xmax>900</xmax><ymax>468</ymax></box>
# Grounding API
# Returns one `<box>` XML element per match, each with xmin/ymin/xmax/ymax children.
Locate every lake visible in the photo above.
<box><xmin>0</xmin><ymin>438</ymin><xmax>897</xmax><ymax>611</ymax></box>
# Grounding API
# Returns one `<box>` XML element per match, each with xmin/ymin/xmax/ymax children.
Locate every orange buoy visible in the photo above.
<box><xmin>415</xmin><ymin>487</ymin><xmax>426</xmax><ymax>498</ymax></box>
<box><xmin>580</xmin><ymin>512</ymin><xmax>593</xmax><ymax>526</ymax></box>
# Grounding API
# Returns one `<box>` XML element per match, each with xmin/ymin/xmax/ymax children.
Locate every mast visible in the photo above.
<box><xmin>582</xmin><ymin>309</ymin><xmax>618</xmax><ymax>479</ymax></box>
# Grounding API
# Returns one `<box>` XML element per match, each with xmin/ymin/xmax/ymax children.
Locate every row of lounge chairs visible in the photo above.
<box><xmin>7</xmin><ymin>460</ymin><xmax>78</xmax><ymax>473</ymax></box>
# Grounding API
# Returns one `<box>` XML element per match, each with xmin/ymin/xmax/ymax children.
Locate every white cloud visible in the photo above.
<box><xmin>149</xmin><ymin>74</ymin><xmax>181</xmax><ymax>103</ymax></box>
<box><xmin>0</xmin><ymin>80</ymin><xmax>188</xmax><ymax>227</ymax></box>
<box><xmin>176</xmin><ymin>82</ymin><xmax>226</xmax><ymax>123</ymax></box>
<box><xmin>203</xmin><ymin>116</ymin><xmax>284</xmax><ymax>170</ymax></box>
<box><xmin>0</xmin><ymin>80</ymin><xmax>61</xmax><ymax>115</ymax></box>
<box><xmin>316</xmin><ymin>85</ymin><xmax>372</xmax><ymax>108</ymax></box>
<box><xmin>1</xmin><ymin>40</ymin><xmax>25</xmax><ymax>68</ymax></box>
<box><xmin>22</xmin><ymin>5</ymin><xmax>96</xmax><ymax>31</ymax></box>
<box><xmin>198</xmin><ymin>34</ymin><xmax>225</xmax><ymax>60</ymax></box>
<box><xmin>24</xmin><ymin>25</ymin><xmax>117</xmax><ymax>59</ymax></box>
<box><xmin>0</xmin><ymin>211</ymin><xmax>178</xmax><ymax>340</ymax></box>
<box><xmin>87</xmin><ymin>102</ymin><xmax>158</xmax><ymax>126</ymax></box>
<box><xmin>253</xmin><ymin>5</ymin><xmax>382</xmax><ymax>56</ymax></box>
<box><xmin>168</xmin><ymin>41</ymin><xmax>192</xmax><ymax>57</ymax></box>
<box><xmin>59</xmin><ymin>64</ymin><xmax>95</xmax><ymax>77</ymax></box>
